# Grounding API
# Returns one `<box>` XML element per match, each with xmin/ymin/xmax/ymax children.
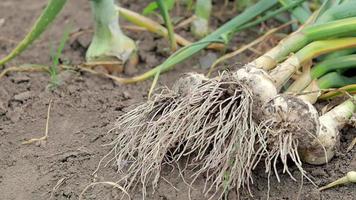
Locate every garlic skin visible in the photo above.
<box><xmin>172</xmin><ymin>73</ymin><xmax>208</xmax><ymax>95</ymax></box>
<box><xmin>299</xmin><ymin>116</ymin><xmax>339</xmax><ymax>165</ymax></box>
<box><xmin>234</xmin><ymin>66</ymin><xmax>278</xmax><ymax>110</ymax></box>
<box><xmin>300</xmin><ymin>99</ymin><xmax>355</xmax><ymax>165</ymax></box>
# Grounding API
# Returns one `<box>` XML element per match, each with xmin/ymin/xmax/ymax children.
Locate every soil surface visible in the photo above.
<box><xmin>0</xmin><ymin>0</ymin><xmax>355</xmax><ymax>199</ymax></box>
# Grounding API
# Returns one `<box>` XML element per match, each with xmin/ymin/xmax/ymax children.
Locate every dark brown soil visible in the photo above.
<box><xmin>0</xmin><ymin>0</ymin><xmax>355</xmax><ymax>199</ymax></box>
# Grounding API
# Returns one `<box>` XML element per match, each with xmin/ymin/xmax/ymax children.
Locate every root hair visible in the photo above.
<box><xmin>100</xmin><ymin>72</ymin><xmax>267</xmax><ymax>198</ymax></box>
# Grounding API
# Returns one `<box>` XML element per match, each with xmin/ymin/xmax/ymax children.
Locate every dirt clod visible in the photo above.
<box><xmin>13</xmin><ymin>91</ymin><xmax>32</xmax><ymax>101</ymax></box>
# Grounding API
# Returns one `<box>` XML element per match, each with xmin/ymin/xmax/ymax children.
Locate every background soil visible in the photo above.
<box><xmin>0</xmin><ymin>0</ymin><xmax>355</xmax><ymax>199</ymax></box>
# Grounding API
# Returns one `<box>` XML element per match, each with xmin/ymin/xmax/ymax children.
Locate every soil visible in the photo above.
<box><xmin>0</xmin><ymin>0</ymin><xmax>355</xmax><ymax>199</ymax></box>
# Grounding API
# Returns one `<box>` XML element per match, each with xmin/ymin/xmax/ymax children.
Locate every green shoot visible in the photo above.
<box><xmin>156</xmin><ymin>0</ymin><xmax>177</xmax><ymax>51</ymax></box>
<box><xmin>319</xmin><ymin>48</ymin><xmax>356</xmax><ymax>61</ymax></box>
<box><xmin>143</xmin><ymin>0</ymin><xmax>175</xmax><ymax>15</ymax></box>
<box><xmin>312</xmin><ymin>54</ymin><xmax>356</xmax><ymax>78</ymax></box>
<box><xmin>0</xmin><ymin>0</ymin><xmax>67</xmax><ymax>66</ymax></box>
<box><xmin>48</xmin><ymin>25</ymin><xmax>71</xmax><ymax>89</ymax></box>
<box><xmin>287</xmin><ymin>53</ymin><xmax>356</xmax><ymax>93</ymax></box>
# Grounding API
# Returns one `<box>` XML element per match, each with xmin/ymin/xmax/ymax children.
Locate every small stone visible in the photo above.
<box><xmin>155</xmin><ymin>39</ymin><xmax>171</xmax><ymax>56</ymax></box>
<box><xmin>122</xmin><ymin>91</ymin><xmax>131</xmax><ymax>100</ymax></box>
<box><xmin>80</xmin><ymin>97</ymin><xmax>89</xmax><ymax>107</ymax></box>
<box><xmin>78</xmin><ymin>33</ymin><xmax>92</xmax><ymax>48</ymax></box>
<box><xmin>6</xmin><ymin>107</ymin><xmax>22</xmax><ymax>122</ymax></box>
<box><xmin>67</xmin><ymin>85</ymin><xmax>79</xmax><ymax>94</ymax></box>
<box><xmin>304</xmin><ymin>189</ymin><xmax>320</xmax><ymax>200</ymax></box>
<box><xmin>0</xmin><ymin>87</ymin><xmax>10</xmax><ymax>100</ymax></box>
<box><xmin>141</xmin><ymin>53</ymin><xmax>158</xmax><ymax>66</ymax></box>
<box><xmin>57</xmin><ymin>70</ymin><xmax>74</xmax><ymax>85</ymax></box>
<box><xmin>139</xmin><ymin>33</ymin><xmax>155</xmax><ymax>51</ymax></box>
<box><xmin>350</xmin><ymin>156</ymin><xmax>356</xmax><ymax>169</ymax></box>
<box><xmin>0</xmin><ymin>101</ymin><xmax>6</xmax><ymax>114</ymax></box>
<box><xmin>0</xmin><ymin>18</ymin><xmax>4</xmax><ymax>27</ymax></box>
<box><xmin>124</xmin><ymin>64</ymin><xmax>138</xmax><ymax>75</ymax></box>
<box><xmin>310</xmin><ymin>168</ymin><xmax>327</xmax><ymax>177</ymax></box>
<box><xmin>13</xmin><ymin>91</ymin><xmax>32</xmax><ymax>101</ymax></box>
<box><xmin>94</xmin><ymin>65</ymin><xmax>109</xmax><ymax>74</ymax></box>
<box><xmin>10</xmin><ymin>74</ymin><xmax>30</xmax><ymax>83</ymax></box>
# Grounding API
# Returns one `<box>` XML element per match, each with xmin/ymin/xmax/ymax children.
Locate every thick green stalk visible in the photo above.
<box><xmin>311</xmin><ymin>54</ymin><xmax>356</xmax><ymax>78</ymax></box>
<box><xmin>270</xmin><ymin>37</ymin><xmax>356</xmax><ymax>88</ymax></box>
<box><xmin>320</xmin><ymin>48</ymin><xmax>356</xmax><ymax>61</ymax></box>
<box><xmin>315</xmin><ymin>1</ymin><xmax>356</xmax><ymax>24</ymax></box>
<box><xmin>296</xmin><ymin>72</ymin><xmax>356</xmax><ymax>103</ymax></box>
<box><xmin>304</xmin><ymin>17</ymin><xmax>356</xmax><ymax>40</ymax></box>
<box><xmin>0</xmin><ymin>0</ymin><xmax>67</xmax><ymax>65</ymax></box>
<box><xmin>313</xmin><ymin>1</ymin><xmax>356</xmax><ymax>60</ymax></box>
<box><xmin>287</xmin><ymin>54</ymin><xmax>356</xmax><ymax>92</ymax></box>
<box><xmin>254</xmin><ymin>17</ymin><xmax>356</xmax><ymax>70</ymax></box>
<box><xmin>278</xmin><ymin>0</ymin><xmax>310</xmax><ymax>23</ymax></box>
<box><xmin>317</xmin><ymin>72</ymin><xmax>356</xmax><ymax>89</ymax></box>
<box><xmin>296</xmin><ymin>38</ymin><xmax>356</xmax><ymax>62</ymax></box>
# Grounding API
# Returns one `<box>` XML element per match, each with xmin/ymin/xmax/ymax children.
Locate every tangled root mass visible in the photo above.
<box><xmin>99</xmin><ymin>72</ymin><xmax>272</xmax><ymax>197</ymax></box>
<box><xmin>99</xmin><ymin>73</ymin><xmax>317</xmax><ymax>198</ymax></box>
<box><xmin>261</xmin><ymin>95</ymin><xmax>320</xmax><ymax>184</ymax></box>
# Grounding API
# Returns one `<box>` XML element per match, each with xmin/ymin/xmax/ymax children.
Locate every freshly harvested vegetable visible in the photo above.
<box><xmin>102</xmin><ymin>16</ymin><xmax>356</xmax><ymax>198</ymax></box>
<box><xmin>297</xmin><ymin>95</ymin><xmax>355</xmax><ymax>164</ymax></box>
<box><xmin>86</xmin><ymin>0</ymin><xmax>137</xmax><ymax>72</ymax></box>
<box><xmin>242</xmin><ymin>37</ymin><xmax>356</xmax><ymax>171</ymax></box>
<box><xmin>191</xmin><ymin>0</ymin><xmax>212</xmax><ymax>38</ymax></box>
